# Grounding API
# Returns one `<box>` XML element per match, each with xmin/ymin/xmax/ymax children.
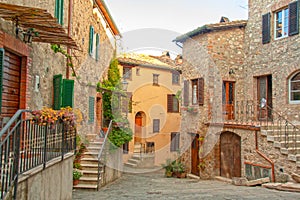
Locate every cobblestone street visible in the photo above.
<box><xmin>72</xmin><ymin>170</ymin><xmax>300</xmax><ymax>200</ymax></box>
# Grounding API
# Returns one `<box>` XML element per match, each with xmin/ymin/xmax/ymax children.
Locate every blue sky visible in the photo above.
<box><xmin>104</xmin><ymin>0</ymin><xmax>249</xmax><ymax>56</ymax></box>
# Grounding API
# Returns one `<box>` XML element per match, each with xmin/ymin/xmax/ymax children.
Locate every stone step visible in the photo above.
<box><xmin>73</xmin><ymin>183</ymin><xmax>98</xmax><ymax>190</ymax></box>
<box><xmin>87</xmin><ymin>146</ymin><xmax>102</xmax><ymax>152</ymax></box>
<box><xmin>81</xmin><ymin>170</ymin><xmax>100</xmax><ymax>178</ymax></box>
<box><xmin>280</xmin><ymin>147</ymin><xmax>300</xmax><ymax>155</ymax></box>
<box><xmin>79</xmin><ymin>176</ymin><xmax>98</xmax><ymax>185</ymax></box>
<box><xmin>80</xmin><ymin>158</ymin><xmax>99</xmax><ymax>165</ymax></box>
<box><xmin>127</xmin><ymin>158</ymin><xmax>140</xmax><ymax>164</ymax></box>
<box><xmin>273</xmin><ymin>141</ymin><xmax>300</xmax><ymax>149</ymax></box>
<box><xmin>88</xmin><ymin>141</ymin><xmax>104</xmax><ymax>148</ymax></box>
<box><xmin>267</xmin><ymin>135</ymin><xmax>300</xmax><ymax>143</ymax></box>
<box><xmin>83</xmin><ymin>151</ymin><xmax>98</xmax><ymax>159</ymax></box>
<box><xmin>81</xmin><ymin>163</ymin><xmax>100</xmax><ymax>171</ymax></box>
<box><xmin>124</xmin><ymin>162</ymin><xmax>137</xmax><ymax>168</ymax></box>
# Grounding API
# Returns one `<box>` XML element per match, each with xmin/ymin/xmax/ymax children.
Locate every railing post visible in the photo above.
<box><xmin>43</xmin><ymin>124</ymin><xmax>48</xmax><ymax>169</ymax></box>
<box><xmin>61</xmin><ymin>122</ymin><xmax>65</xmax><ymax>161</ymax></box>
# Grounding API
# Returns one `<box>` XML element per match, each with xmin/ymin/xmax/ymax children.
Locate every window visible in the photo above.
<box><xmin>95</xmin><ymin>33</ymin><xmax>100</xmax><ymax>61</ymax></box>
<box><xmin>183</xmin><ymin>80</ymin><xmax>189</xmax><ymax>106</ymax></box>
<box><xmin>153</xmin><ymin>74</ymin><xmax>159</xmax><ymax>85</ymax></box>
<box><xmin>55</xmin><ymin>0</ymin><xmax>64</xmax><ymax>25</ymax></box>
<box><xmin>53</xmin><ymin>74</ymin><xmax>74</xmax><ymax>110</ymax></box>
<box><xmin>88</xmin><ymin>96</ymin><xmax>95</xmax><ymax>123</ymax></box>
<box><xmin>170</xmin><ymin>132</ymin><xmax>180</xmax><ymax>152</ymax></box>
<box><xmin>172</xmin><ymin>71</ymin><xmax>180</xmax><ymax>85</ymax></box>
<box><xmin>123</xmin><ymin>67</ymin><xmax>132</xmax><ymax>80</ymax></box>
<box><xmin>191</xmin><ymin>78</ymin><xmax>204</xmax><ymax>106</ymax></box>
<box><xmin>167</xmin><ymin>94</ymin><xmax>179</xmax><ymax>113</ymax></box>
<box><xmin>136</xmin><ymin>67</ymin><xmax>140</xmax><ymax>76</ymax></box>
<box><xmin>153</xmin><ymin>119</ymin><xmax>160</xmax><ymax>133</ymax></box>
<box><xmin>123</xmin><ymin>142</ymin><xmax>129</xmax><ymax>154</ymax></box>
<box><xmin>262</xmin><ymin>1</ymin><xmax>299</xmax><ymax>44</ymax></box>
<box><xmin>289</xmin><ymin>72</ymin><xmax>300</xmax><ymax>103</ymax></box>
<box><xmin>274</xmin><ymin>8</ymin><xmax>289</xmax><ymax>39</ymax></box>
<box><xmin>89</xmin><ymin>26</ymin><xmax>94</xmax><ymax>56</ymax></box>
<box><xmin>122</xmin><ymin>92</ymin><xmax>132</xmax><ymax>113</ymax></box>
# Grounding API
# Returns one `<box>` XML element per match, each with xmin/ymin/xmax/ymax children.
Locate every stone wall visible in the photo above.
<box><xmin>244</xmin><ymin>0</ymin><xmax>300</xmax><ymax>122</ymax></box>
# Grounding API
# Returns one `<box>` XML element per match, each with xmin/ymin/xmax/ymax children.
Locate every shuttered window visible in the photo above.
<box><xmin>89</xmin><ymin>26</ymin><xmax>94</xmax><ymax>56</ymax></box>
<box><xmin>0</xmin><ymin>48</ymin><xmax>4</xmax><ymax>112</ymax></box>
<box><xmin>55</xmin><ymin>0</ymin><xmax>64</xmax><ymax>25</ymax></box>
<box><xmin>183</xmin><ymin>80</ymin><xmax>189</xmax><ymax>106</ymax></box>
<box><xmin>170</xmin><ymin>132</ymin><xmax>180</xmax><ymax>152</ymax></box>
<box><xmin>53</xmin><ymin>75</ymin><xmax>74</xmax><ymax>110</ymax></box>
<box><xmin>172</xmin><ymin>71</ymin><xmax>180</xmax><ymax>85</ymax></box>
<box><xmin>192</xmin><ymin>78</ymin><xmax>204</xmax><ymax>106</ymax></box>
<box><xmin>289</xmin><ymin>1</ymin><xmax>299</xmax><ymax>36</ymax></box>
<box><xmin>62</xmin><ymin>79</ymin><xmax>74</xmax><ymax>108</ymax></box>
<box><xmin>53</xmin><ymin>74</ymin><xmax>63</xmax><ymax>110</ymax></box>
<box><xmin>262</xmin><ymin>13</ymin><xmax>271</xmax><ymax>44</ymax></box>
<box><xmin>153</xmin><ymin>119</ymin><xmax>160</xmax><ymax>133</ymax></box>
<box><xmin>167</xmin><ymin>94</ymin><xmax>179</xmax><ymax>113</ymax></box>
<box><xmin>88</xmin><ymin>96</ymin><xmax>95</xmax><ymax>123</ymax></box>
<box><xmin>96</xmin><ymin>33</ymin><xmax>100</xmax><ymax>61</ymax></box>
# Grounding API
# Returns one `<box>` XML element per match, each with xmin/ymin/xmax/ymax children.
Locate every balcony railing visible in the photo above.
<box><xmin>0</xmin><ymin>110</ymin><xmax>76</xmax><ymax>200</ymax></box>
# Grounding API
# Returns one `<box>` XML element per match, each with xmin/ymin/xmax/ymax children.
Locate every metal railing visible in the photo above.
<box><xmin>210</xmin><ymin>100</ymin><xmax>300</xmax><ymax>155</ymax></box>
<box><xmin>97</xmin><ymin>120</ymin><xmax>113</xmax><ymax>190</ymax></box>
<box><xmin>0</xmin><ymin>110</ymin><xmax>76</xmax><ymax>200</ymax></box>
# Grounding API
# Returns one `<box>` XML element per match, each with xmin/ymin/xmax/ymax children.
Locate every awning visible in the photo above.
<box><xmin>0</xmin><ymin>3</ymin><xmax>78</xmax><ymax>49</ymax></box>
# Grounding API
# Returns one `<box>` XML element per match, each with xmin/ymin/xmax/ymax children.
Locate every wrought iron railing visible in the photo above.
<box><xmin>0</xmin><ymin>110</ymin><xmax>76</xmax><ymax>200</ymax></box>
<box><xmin>210</xmin><ymin>100</ymin><xmax>300</xmax><ymax>155</ymax></box>
<box><xmin>97</xmin><ymin>120</ymin><xmax>113</xmax><ymax>190</ymax></box>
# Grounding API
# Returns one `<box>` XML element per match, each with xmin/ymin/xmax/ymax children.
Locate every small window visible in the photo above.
<box><xmin>192</xmin><ymin>78</ymin><xmax>204</xmax><ymax>106</ymax></box>
<box><xmin>153</xmin><ymin>74</ymin><xmax>159</xmax><ymax>86</ymax></box>
<box><xmin>289</xmin><ymin>72</ymin><xmax>300</xmax><ymax>103</ymax></box>
<box><xmin>123</xmin><ymin>142</ymin><xmax>129</xmax><ymax>154</ymax></box>
<box><xmin>167</xmin><ymin>94</ymin><xmax>179</xmax><ymax>113</ymax></box>
<box><xmin>123</xmin><ymin>67</ymin><xmax>132</xmax><ymax>80</ymax></box>
<box><xmin>172</xmin><ymin>71</ymin><xmax>180</xmax><ymax>85</ymax></box>
<box><xmin>274</xmin><ymin>8</ymin><xmax>289</xmax><ymax>39</ymax></box>
<box><xmin>153</xmin><ymin>119</ymin><xmax>160</xmax><ymax>133</ymax></box>
<box><xmin>170</xmin><ymin>132</ymin><xmax>180</xmax><ymax>152</ymax></box>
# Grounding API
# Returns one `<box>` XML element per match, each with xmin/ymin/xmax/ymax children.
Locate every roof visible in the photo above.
<box><xmin>173</xmin><ymin>20</ymin><xmax>247</xmax><ymax>43</ymax></box>
<box><xmin>0</xmin><ymin>3</ymin><xmax>78</xmax><ymax>49</ymax></box>
<box><xmin>96</xmin><ymin>0</ymin><xmax>120</xmax><ymax>36</ymax></box>
<box><xmin>117</xmin><ymin>53</ymin><xmax>179</xmax><ymax>71</ymax></box>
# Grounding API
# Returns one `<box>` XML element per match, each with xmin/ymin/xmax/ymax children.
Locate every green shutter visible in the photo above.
<box><xmin>96</xmin><ymin>34</ymin><xmax>100</xmax><ymax>61</ymax></box>
<box><xmin>62</xmin><ymin>79</ymin><xmax>74</xmax><ymax>108</ymax></box>
<box><xmin>88</xmin><ymin>96</ymin><xmax>95</xmax><ymax>123</ymax></box>
<box><xmin>89</xmin><ymin>26</ymin><xmax>94</xmax><ymax>55</ymax></box>
<box><xmin>55</xmin><ymin>0</ymin><xmax>64</xmax><ymax>25</ymax></box>
<box><xmin>0</xmin><ymin>48</ymin><xmax>4</xmax><ymax>113</ymax></box>
<box><xmin>53</xmin><ymin>74</ymin><xmax>63</xmax><ymax>110</ymax></box>
<box><xmin>262</xmin><ymin>13</ymin><xmax>271</xmax><ymax>44</ymax></box>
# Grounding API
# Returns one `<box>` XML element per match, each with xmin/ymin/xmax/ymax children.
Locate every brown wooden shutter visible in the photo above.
<box><xmin>198</xmin><ymin>78</ymin><xmax>204</xmax><ymax>106</ymax></box>
<box><xmin>183</xmin><ymin>80</ymin><xmax>189</xmax><ymax>106</ymax></box>
<box><xmin>289</xmin><ymin>1</ymin><xmax>299</xmax><ymax>36</ymax></box>
<box><xmin>167</xmin><ymin>94</ymin><xmax>173</xmax><ymax>112</ymax></box>
<box><xmin>262</xmin><ymin>13</ymin><xmax>271</xmax><ymax>44</ymax></box>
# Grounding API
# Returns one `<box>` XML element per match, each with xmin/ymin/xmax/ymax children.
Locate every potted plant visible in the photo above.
<box><xmin>161</xmin><ymin>159</ymin><xmax>174</xmax><ymax>177</ymax></box>
<box><xmin>172</xmin><ymin>161</ymin><xmax>186</xmax><ymax>178</ymax></box>
<box><xmin>73</xmin><ymin>169</ymin><xmax>82</xmax><ymax>185</ymax></box>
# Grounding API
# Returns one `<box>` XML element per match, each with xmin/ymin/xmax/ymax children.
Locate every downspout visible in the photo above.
<box><xmin>66</xmin><ymin>0</ymin><xmax>73</xmax><ymax>79</ymax></box>
<box><xmin>255</xmin><ymin>130</ymin><xmax>275</xmax><ymax>182</ymax></box>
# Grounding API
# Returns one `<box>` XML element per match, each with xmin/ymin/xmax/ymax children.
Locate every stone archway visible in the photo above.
<box><xmin>220</xmin><ymin>131</ymin><xmax>241</xmax><ymax>178</ymax></box>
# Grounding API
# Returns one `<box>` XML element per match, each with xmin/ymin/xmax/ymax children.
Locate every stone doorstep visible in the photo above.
<box><xmin>262</xmin><ymin>182</ymin><xmax>300</xmax><ymax>192</ymax></box>
<box><xmin>187</xmin><ymin>173</ymin><xmax>200</xmax><ymax>180</ymax></box>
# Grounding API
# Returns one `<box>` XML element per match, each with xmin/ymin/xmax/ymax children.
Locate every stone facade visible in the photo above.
<box><xmin>177</xmin><ymin>0</ymin><xmax>300</xmax><ymax>182</ymax></box>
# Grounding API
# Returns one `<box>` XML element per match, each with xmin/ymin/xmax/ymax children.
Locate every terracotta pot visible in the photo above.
<box><xmin>73</xmin><ymin>179</ymin><xmax>80</xmax><ymax>185</ymax></box>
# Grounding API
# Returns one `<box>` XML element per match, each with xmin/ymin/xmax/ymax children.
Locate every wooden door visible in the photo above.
<box><xmin>191</xmin><ymin>134</ymin><xmax>200</xmax><ymax>176</ymax></box>
<box><xmin>220</xmin><ymin>132</ymin><xmax>241</xmax><ymax>178</ymax></box>
<box><xmin>1</xmin><ymin>50</ymin><xmax>21</xmax><ymax>118</ymax></box>
<box><xmin>135</xmin><ymin>113</ymin><xmax>142</xmax><ymax>144</ymax></box>
<box><xmin>257</xmin><ymin>76</ymin><xmax>272</xmax><ymax>120</ymax></box>
<box><xmin>222</xmin><ymin>82</ymin><xmax>235</xmax><ymax>120</ymax></box>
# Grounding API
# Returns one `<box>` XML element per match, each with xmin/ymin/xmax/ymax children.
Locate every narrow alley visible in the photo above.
<box><xmin>72</xmin><ymin>170</ymin><xmax>300</xmax><ymax>200</ymax></box>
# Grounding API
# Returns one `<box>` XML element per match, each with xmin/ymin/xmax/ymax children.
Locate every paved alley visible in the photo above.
<box><xmin>72</xmin><ymin>170</ymin><xmax>300</xmax><ymax>200</ymax></box>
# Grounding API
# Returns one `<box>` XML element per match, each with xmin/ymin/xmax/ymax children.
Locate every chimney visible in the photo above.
<box><xmin>220</xmin><ymin>16</ymin><xmax>230</xmax><ymax>23</ymax></box>
<box><xmin>162</xmin><ymin>51</ymin><xmax>170</xmax><ymax>57</ymax></box>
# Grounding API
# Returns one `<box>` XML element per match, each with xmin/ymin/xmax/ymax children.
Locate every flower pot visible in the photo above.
<box><xmin>165</xmin><ymin>171</ymin><xmax>173</xmax><ymax>178</ymax></box>
<box><xmin>73</xmin><ymin>179</ymin><xmax>80</xmax><ymax>185</ymax></box>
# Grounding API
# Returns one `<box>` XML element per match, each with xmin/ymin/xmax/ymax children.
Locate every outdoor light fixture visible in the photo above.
<box><xmin>23</xmin><ymin>28</ymin><xmax>33</xmax><ymax>43</ymax></box>
<box><xmin>121</xmin><ymin>78</ymin><xmax>128</xmax><ymax>91</ymax></box>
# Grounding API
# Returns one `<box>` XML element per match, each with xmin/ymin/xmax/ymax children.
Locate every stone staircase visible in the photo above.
<box><xmin>124</xmin><ymin>143</ymin><xmax>142</xmax><ymax>168</ymax></box>
<box><xmin>73</xmin><ymin>135</ymin><xmax>104</xmax><ymax>190</ymax></box>
<box><xmin>261</xmin><ymin>127</ymin><xmax>300</xmax><ymax>168</ymax></box>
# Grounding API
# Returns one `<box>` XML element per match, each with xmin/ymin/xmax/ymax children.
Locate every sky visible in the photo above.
<box><xmin>104</xmin><ymin>0</ymin><xmax>249</xmax><ymax>56</ymax></box>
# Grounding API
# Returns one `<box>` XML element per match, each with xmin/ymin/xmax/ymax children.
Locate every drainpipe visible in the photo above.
<box><xmin>66</xmin><ymin>0</ymin><xmax>73</xmax><ymax>79</ymax></box>
<box><xmin>255</xmin><ymin>130</ymin><xmax>275</xmax><ymax>182</ymax></box>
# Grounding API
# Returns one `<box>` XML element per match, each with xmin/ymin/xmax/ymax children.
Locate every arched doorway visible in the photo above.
<box><xmin>135</xmin><ymin>112</ymin><xmax>145</xmax><ymax>144</ymax></box>
<box><xmin>220</xmin><ymin>131</ymin><xmax>241</xmax><ymax>178</ymax></box>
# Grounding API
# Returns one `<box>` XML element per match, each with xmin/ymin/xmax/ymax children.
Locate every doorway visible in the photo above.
<box><xmin>220</xmin><ymin>132</ymin><xmax>241</xmax><ymax>178</ymax></box>
<box><xmin>135</xmin><ymin>112</ymin><xmax>145</xmax><ymax>144</ymax></box>
<box><xmin>257</xmin><ymin>75</ymin><xmax>272</xmax><ymax>120</ymax></box>
<box><xmin>191</xmin><ymin>134</ymin><xmax>200</xmax><ymax>176</ymax></box>
<box><xmin>222</xmin><ymin>81</ymin><xmax>235</xmax><ymax>120</ymax></box>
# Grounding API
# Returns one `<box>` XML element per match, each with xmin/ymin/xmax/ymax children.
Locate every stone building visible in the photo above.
<box><xmin>174</xmin><ymin>0</ymin><xmax>300</xmax><ymax>183</ymax></box>
<box><xmin>117</xmin><ymin>53</ymin><xmax>182</xmax><ymax>166</ymax></box>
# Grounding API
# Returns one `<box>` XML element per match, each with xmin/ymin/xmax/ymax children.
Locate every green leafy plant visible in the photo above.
<box><xmin>73</xmin><ymin>163</ymin><xmax>82</xmax><ymax>170</ymax></box>
<box><xmin>162</xmin><ymin>159</ymin><xmax>175</xmax><ymax>177</ymax></box>
<box><xmin>73</xmin><ymin>169</ymin><xmax>82</xmax><ymax>180</ymax></box>
<box><xmin>108</xmin><ymin>127</ymin><xmax>133</xmax><ymax>148</ymax></box>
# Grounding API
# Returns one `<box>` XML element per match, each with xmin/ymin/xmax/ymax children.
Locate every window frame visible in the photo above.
<box><xmin>172</xmin><ymin>71</ymin><xmax>180</xmax><ymax>85</ymax></box>
<box><xmin>274</xmin><ymin>7</ymin><xmax>289</xmax><ymax>40</ymax></box>
<box><xmin>289</xmin><ymin>72</ymin><xmax>300</xmax><ymax>104</ymax></box>
<box><xmin>153</xmin><ymin>74</ymin><xmax>159</xmax><ymax>86</ymax></box>
<box><xmin>170</xmin><ymin>132</ymin><xmax>180</xmax><ymax>152</ymax></box>
<box><xmin>153</xmin><ymin>119</ymin><xmax>160</xmax><ymax>133</ymax></box>
<box><xmin>191</xmin><ymin>78</ymin><xmax>204</xmax><ymax>106</ymax></box>
<box><xmin>167</xmin><ymin>94</ymin><xmax>179</xmax><ymax>113</ymax></box>
<box><xmin>123</xmin><ymin>66</ymin><xmax>132</xmax><ymax>80</ymax></box>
